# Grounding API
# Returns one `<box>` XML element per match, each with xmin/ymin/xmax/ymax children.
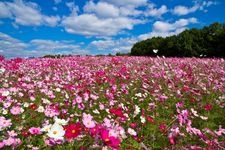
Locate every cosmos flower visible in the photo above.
<box><xmin>10</xmin><ymin>106</ymin><xmax>23</xmax><ymax>115</ymax></box>
<box><xmin>54</xmin><ymin>117</ymin><xmax>68</xmax><ymax>126</ymax></box>
<box><xmin>82</xmin><ymin>113</ymin><xmax>96</xmax><ymax>128</ymax></box>
<box><xmin>83</xmin><ymin>118</ymin><xmax>96</xmax><ymax>128</ymax></box>
<box><xmin>64</xmin><ymin>122</ymin><xmax>82</xmax><ymax>140</ymax></box>
<box><xmin>109</xmin><ymin>107</ymin><xmax>125</xmax><ymax>118</ymax></box>
<box><xmin>100</xmin><ymin>129</ymin><xmax>120</xmax><ymax>149</ymax></box>
<box><xmin>29</xmin><ymin>127</ymin><xmax>42</xmax><ymax>135</ymax></box>
<box><xmin>47</xmin><ymin>123</ymin><xmax>65</xmax><ymax>140</ymax></box>
<box><xmin>2</xmin><ymin>91</ymin><xmax>10</xmax><ymax>97</ymax></box>
<box><xmin>0</xmin><ymin>68</ymin><xmax>5</xmax><ymax>74</ymax></box>
<box><xmin>127</xmin><ymin>128</ymin><xmax>137</xmax><ymax>136</ymax></box>
<box><xmin>0</xmin><ymin>117</ymin><xmax>12</xmax><ymax>130</ymax></box>
<box><xmin>41</xmin><ymin>124</ymin><xmax>52</xmax><ymax>133</ymax></box>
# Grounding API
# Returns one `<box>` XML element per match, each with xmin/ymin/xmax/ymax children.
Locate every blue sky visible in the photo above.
<box><xmin>0</xmin><ymin>0</ymin><xmax>224</xmax><ymax>58</ymax></box>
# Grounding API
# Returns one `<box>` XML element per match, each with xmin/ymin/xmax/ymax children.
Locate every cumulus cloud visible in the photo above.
<box><xmin>62</xmin><ymin>1</ymin><xmax>147</xmax><ymax>37</ymax></box>
<box><xmin>101</xmin><ymin>0</ymin><xmax>147</xmax><ymax>7</ymax></box>
<box><xmin>173</xmin><ymin>1</ymin><xmax>217</xmax><ymax>16</ymax></box>
<box><xmin>0</xmin><ymin>32</ymin><xmax>33</xmax><ymax>58</ymax></box>
<box><xmin>31</xmin><ymin>39</ymin><xmax>81</xmax><ymax>52</ymax></box>
<box><xmin>153</xmin><ymin>18</ymin><xmax>197</xmax><ymax>32</ymax></box>
<box><xmin>173</xmin><ymin>5</ymin><xmax>199</xmax><ymax>16</ymax></box>
<box><xmin>0</xmin><ymin>0</ymin><xmax>60</xmax><ymax>27</ymax></box>
<box><xmin>0</xmin><ymin>2</ymin><xmax>12</xmax><ymax>18</ymax></box>
<box><xmin>62</xmin><ymin>12</ymin><xmax>143</xmax><ymax>37</ymax></box>
<box><xmin>84</xmin><ymin>1</ymin><xmax>120</xmax><ymax>18</ymax></box>
<box><xmin>0</xmin><ymin>32</ymin><xmax>88</xmax><ymax>58</ymax></box>
<box><xmin>90</xmin><ymin>37</ymin><xmax>138</xmax><ymax>54</ymax></box>
<box><xmin>138</xmin><ymin>18</ymin><xmax>198</xmax><ymax>40</ymax></box>
<box><xmin>145</xmin><ymin>4</ymin><xmax>168</xmax><ymax>17</ymax></box>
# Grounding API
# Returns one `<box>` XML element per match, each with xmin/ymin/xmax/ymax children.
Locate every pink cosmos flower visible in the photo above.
<box><xmin>0</xmin><ymin>117</ymin><xmax>12</xmax><ymax>128</ymax></box>
<box><xmin>29</xmin><ymin>127</ymin><xmax>42</xmax><ymax>135</ymax></box>
<box><xmin>7</xmin><ymin>130</ymin><xmax>17</xmax><ymax>137</ymax></box>
<box><xmin>82</xmin><ymin>113</ymin><xmax>96</xmax><ymax>128</ymax></box>
<box><xmin>3</xmin><ymin>137</ymin><xmax>15</xmax><ymax>146</ymax></box>
<box><xmin>0</xmin><ymin>142</ymin><xmax>4</xmax><ymax>149</ymax></box>
<box><xmin>3</xmin><ymin>102</ymin><xmax>11</xmax><ymax>108</ymax></box>
<box><xmin>32</xmin><ymin>147</ymin><xmax>39</xmax><ymax>150</ymax></box>
<box><xmin>99</xmin><ymin>103</ymin><xmax>105</xmax><ymax>110</ymax></box>
<box><xmin>103</xmin><ymin>118</ymin><xmax>111</xmax><ymax>128</ymax></box>
<box><xmin>83</xmin><ymin>118</ymin><xmax>96</xmax><ymax>128</ymax></box>
<box><xmin>10</xmin><ymin>106</ymin><xmax>22</xmax><ymax>115</ymax></box>
<box><xmin>75</xmin><ymin>96</ymin><xmax>82</xmax><ymax>104</ymax></box>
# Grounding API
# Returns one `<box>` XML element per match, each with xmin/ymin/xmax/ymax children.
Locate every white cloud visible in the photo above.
<box><xmin>90</xmin><ymin>37</ymin><xmax>138</xmax><ymax>54</ymax></box>
<box><xmin>202</xmin><ymin>1</ymin><xmax>217</xmax><ymax>7</ymax></box>
<box><xmin>0</xmin><ymin>32</ymin><xmax>30</xmax><ymax>58</ymax></box>
<box><xmin>62</xmin><ymin>13</ymin><xmax>143</xmax><ymax>37</ymax></box>
<box><xmin>43</xmin><ymin>15</ymin><xmax>60</xmax><ymax>27</ymax></box>
<box><xmin>54</xmin><ymin>0</ymin><xmax>62</xmax><ymax>5</ymax></box>
<box><xmin>101</xmin><ymin>0</ymin><xmax>147</xmax><ymax>7</ymax></box>
<box><xmin>66</xmin><ymin>2</ymin><xmax>79</xmax><ymax>15</ymax></box>
<box><xmin>62</xmin><ymin>1</ymin><xmax>146</xmax><ymax>37</ymax></box>
<box><xmin>138</xmin><ymin>18</ymin><xmax>197</xmax><ymax>40</ymax></box>
<box><xmin>173</xmin><ymin>1</ymin><xmax>217</xmax><ymax>16</ymax></box>
<box><xmin>91</xmin><ymin>40</ymin><xmax>115</xmax><ymax>50</ymax></box>
<box><xmin>145</xmin><ymin>4</ymin><xmax>168</xmax><ymax>17</ymax></box>
<box><xmin>0</xmin><ymin>0</ymin><xmax>60</xmax><ymax>26</ymax></box>
<box><xmin>153</xmin><ymin>18</ymin><xmax>197</xmax><ymax>32</ymax></box>
<box><xmin>84</xmin><ymin>1</ymin><xmax>120</xmax><ymax>18</ymax></box>
<box><xmin>0</xmin><ymin>2</ymin><xmax>12</xmax><ymax>18</ymax></box>
<box><xmin>83</xmin><ymin>1</ymin><xmax>144</xmax><ymax>18</ymax></box>
<box><xmin>173</xmin><ymin>5</ymin><xmax>199</xmax><ymax>16</ymax></box>
<box><xmin>119</xmin><ymin>5</ymin><xmax>143</xmax><ymax>17</ymax></box>
<box><xmin>31</xmin><ymin>39</ymin><xmax>80</xmax><ymax>51</ymax></box>
<box><xmin>0</xmin><ymin>32</ymin><xmax>89</xmax><ymax>58</ymax></box>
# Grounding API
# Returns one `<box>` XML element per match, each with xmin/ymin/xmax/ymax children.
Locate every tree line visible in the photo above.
<box><xmin>131</xmin><ymin>22</ymin><xmax>225</xmax><ymax>57</ymax></box>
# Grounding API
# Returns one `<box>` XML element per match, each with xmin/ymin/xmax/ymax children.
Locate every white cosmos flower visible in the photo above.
<box><xmin>41</xmin><ymin>124</ymin><xmax>52</xmax><ymax>132</ymax></box>
<box><xmin>133</xmin><ymin>105</ymin><xmax>140</xmax><ymax>117</ymax></box>
<box><xmin>135</xmin><ymin>93</ymin><xmax>142</xmax><ymax>97</ymax></box>
<box><xmin>37</xmin><ymin>106</ymin><xmax>44</xmax><ymax>113</ymax></box>
<box><xmin>54</xmin><ymin>117</ymin><xmax>68</xmax><ymax>125</ymax></box>
<box><xmin>2</xmin><ymin>109</ymin><xmax>8</xmax><ymax>115</ymax></box>
<box><xmin>55</xmin><ymin>88</ymin><xmax>61</xmax><ymax>92</ymax></box>
<box><xmin>200</xmin><ymin>116</ymin><xmax>208</xmax><ymax>120</ymax></box>
<box><xmin>47</xmin><ymin>123</ymin><xmax>65</xmax><ymax>140</ymax></box>
<box><xmin>93</xmin><ymin>109</ymin><xmax>100</xmax><ymax>114</ymax></box>
<box><xmin>128</xmin><ymin>128</ymin><xmax>137</xmax><ymax>136</ymax></box>
<box><xmin>23</xmin><ymin>102</ymin><xmax>29</xmax><ymax>108</ymax></box>
<box><xmin>191</xmin><ymin>108</ymin><xmax>199</xmax><ymax>117</ymax></box>
<box><xmin>140</xmin><ymin>116</ymin><xmax>146</xmax><ymax>123</ymax></box>
<box><xmin>2</xmin><ymin>91</ymin><xmax>10</xmax><ymax>97</ymax></box>
<box><xmin>0</xmin><ymin>68</ymin><xmax>5</xmax><ymax>74</ymax></box>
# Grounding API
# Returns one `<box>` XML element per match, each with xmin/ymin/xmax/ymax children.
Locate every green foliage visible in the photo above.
<box><xmin>131</xmin><ymin>22</ymin><xmax>225</xmax><ymax>57</ymax></box>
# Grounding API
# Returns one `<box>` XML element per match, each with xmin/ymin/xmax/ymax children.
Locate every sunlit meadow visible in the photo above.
<box><xmin>0</xmin><ymin>56</ymin><xmax>224</xmax><ymax>149</ymax></box>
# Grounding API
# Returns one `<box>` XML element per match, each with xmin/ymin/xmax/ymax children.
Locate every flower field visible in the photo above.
<box><xmin>0</xmin><ymin>56</ymin><xmax>225</xmax><ymax>149</ymax></box>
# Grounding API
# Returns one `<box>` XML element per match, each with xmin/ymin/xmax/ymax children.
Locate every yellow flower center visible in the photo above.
<box><xmin>72</xmin><ymin>130</ymin><xmax>76</xmax><ymax>134</ymax></box>
<box><xmin>105</xmin><ymin>138</ymin><xmax>110</xmax><ymax>142</ymax></box>
<box><xmin>53</xmin><ymin>131</ymin><xmax>57</xmax><ymax>135</ymax></box>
